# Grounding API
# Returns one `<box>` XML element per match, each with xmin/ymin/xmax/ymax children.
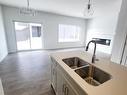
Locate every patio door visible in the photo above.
<box><xmin>14</xmin><ymin>22</ymin><xmax>42</xmax><ymax>51</ymax></box>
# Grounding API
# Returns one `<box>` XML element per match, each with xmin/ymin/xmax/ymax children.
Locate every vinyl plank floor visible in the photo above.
<box><xmin>0</xmin><ymin>51</ymin><xmax>55</xmax><ymax>95</ymax></box>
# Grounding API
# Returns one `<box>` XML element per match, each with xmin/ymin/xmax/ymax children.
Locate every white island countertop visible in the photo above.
<box><xmin>51</xmin><ymin>50</ymin><xmax>127</xmax><ymax>95</ymax></box>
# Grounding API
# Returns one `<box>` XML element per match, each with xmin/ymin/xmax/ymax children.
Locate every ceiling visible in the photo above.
<box><xmin>0</xmin><ymin>0</ymin><xmax>122</xmax><ymax>18</ymax></box>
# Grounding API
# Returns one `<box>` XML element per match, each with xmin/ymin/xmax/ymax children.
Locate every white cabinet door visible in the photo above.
<box><xmin>56</xmin><ymin>68</ymin><xmax>64</xmax><ymax>95</ymax></box>
<box><xmin>63</xmin><ymin>77</ymin><xmax>78</xmax><ymax>95</ymax></box>
<box><xmin>51</xmin><ymin>58</ymin><xmax>57</xmax><ymax>92</ymax></box>
<box><xmin>57</xmin><ymin>67</ymin><xmax>78</xmax><ymax>95</ymax></box>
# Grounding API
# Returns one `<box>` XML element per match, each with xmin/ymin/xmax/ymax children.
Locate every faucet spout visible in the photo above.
<box><xmin>85</xmin><ymin>40</ymin><xmax>97</xmax><ymax>63</ymax></box>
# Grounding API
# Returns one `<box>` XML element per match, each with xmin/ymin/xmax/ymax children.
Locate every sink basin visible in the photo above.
<box><xmin>75</xmin><ymin>66</ymin><xmax>111</xmax><ymax>86</ymax></box>
<box><xmin>62</xmin><ymin>57</ymin><xmax>89</xmax><ymax>69</ymax></box>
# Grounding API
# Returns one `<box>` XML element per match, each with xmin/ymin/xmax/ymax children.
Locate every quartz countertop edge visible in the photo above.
<box><xmin>0</xmin><ymin>79</ymin><xmax>4</xmax><ymax>95</ymax></box>
<box><xmin>50</xmin><ymin>50</ymin><xmax>127</xmax><ymax>95</ymax></box>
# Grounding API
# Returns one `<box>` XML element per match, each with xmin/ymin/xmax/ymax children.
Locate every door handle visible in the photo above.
<box><xmin>62</xmin><ymin>84</ymin><xmax>66</xmax><ymax>93</ymax></box>
<box><xmin>65</xmin><ymin>87</ymin><xmax>69</xmax><ymax>95</ymax></box>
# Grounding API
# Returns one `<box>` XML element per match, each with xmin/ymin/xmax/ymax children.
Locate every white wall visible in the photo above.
<box><xmin>86</xmin><ymin>16</ymin><xmax>118</xmax><ymax>54</ymax></box>
<box><xmin>111</xmin><ymin>0</ymin><xmax>127</xmax><ymax>63</ymax></box>
<box><xmin>0</xmin><ymin>5</ymin><xmax>8</xmax><ymax>62</ymax></box>
<box><xmin>2</xmin><ymin>5</ymin><xmax>86</xmax><ymax>53</ymax></box>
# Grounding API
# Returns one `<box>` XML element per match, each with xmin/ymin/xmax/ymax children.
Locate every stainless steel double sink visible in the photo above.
<box><xmin>62</xmin><ymin>57</ymin><xmax>111</xmax><ymax>86</ymax></box>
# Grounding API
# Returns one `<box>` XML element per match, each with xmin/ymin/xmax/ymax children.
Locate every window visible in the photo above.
<box><xmin>58</xmin><ymin>24</ymin><xmax>81</xmax><ymax>42</ymax></box>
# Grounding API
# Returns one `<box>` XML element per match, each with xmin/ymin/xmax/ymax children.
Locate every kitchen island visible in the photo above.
<box><xmin>50</xmin><ymin>50</ymin><xmax>127</xmax><ymax>95</ymax></box>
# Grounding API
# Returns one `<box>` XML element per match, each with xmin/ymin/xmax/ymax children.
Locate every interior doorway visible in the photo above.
<box><xmin>14</xmin><ymin>22</ymin><xmax>42</xmax><ymax>51</ymax></box>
